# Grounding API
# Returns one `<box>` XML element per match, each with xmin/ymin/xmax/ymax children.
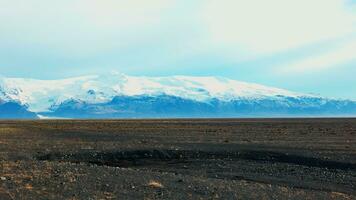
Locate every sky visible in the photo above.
<box><xmin>0</xmin><ymin>0</ymin><xmax>355</xmax><ymax>99</ymax></box>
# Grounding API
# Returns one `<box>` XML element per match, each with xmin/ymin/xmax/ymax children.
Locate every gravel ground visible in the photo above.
<box><xmin>0</xmin><ymin>119</ymin><xmax>355</xmax><ymax>199</ymax></box>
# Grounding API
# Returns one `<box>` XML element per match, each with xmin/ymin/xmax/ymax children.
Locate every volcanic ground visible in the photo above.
<box><xmin>0</xmin><ymin>119</ymin><xmax>355</xmax><ymax>199</ymax></box>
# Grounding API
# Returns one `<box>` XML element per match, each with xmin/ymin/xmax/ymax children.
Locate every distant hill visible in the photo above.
<box><xmin>0</xmin><ymin>101</ymin><xmax>38</xmax><ymax>119</ymax></box>
<box><xmin>1</xmin><ymin>72</ymin><xmax>356</xmax><ymax>118</ymax></box>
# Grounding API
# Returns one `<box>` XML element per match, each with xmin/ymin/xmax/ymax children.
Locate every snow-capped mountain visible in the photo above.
<box><xmin>0</xmin><ymin>72</ymin><xmax>305</xmax><ymax>112</ymax></box>
<box><xmin>0</xmin><ymin>72</ymin><xmax>355</xmax><ymax>118</ymax></box>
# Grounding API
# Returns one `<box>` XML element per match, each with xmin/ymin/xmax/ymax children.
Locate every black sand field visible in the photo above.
<box><xmin>0</xmin><ymin>119</ymin><xmax>355</xmax><ymax>199</ymax></box>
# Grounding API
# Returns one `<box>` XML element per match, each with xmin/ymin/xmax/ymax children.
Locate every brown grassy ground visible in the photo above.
<box><xmin>0</xmin><ymin>119</ymin><xmax>355</xmax><ymax>199</ymax></box>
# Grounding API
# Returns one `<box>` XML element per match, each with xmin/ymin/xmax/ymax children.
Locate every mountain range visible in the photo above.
<box><xmin>1</xmin><ymin>72</ymin><xmax>355</xmax><ymax>119</ymax></box>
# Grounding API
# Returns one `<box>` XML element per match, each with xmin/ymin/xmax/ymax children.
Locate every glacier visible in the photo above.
<box><xmin>0</xmin><ymin>72</ymin><xmax>355</xmax><ymax>118</ymax></box>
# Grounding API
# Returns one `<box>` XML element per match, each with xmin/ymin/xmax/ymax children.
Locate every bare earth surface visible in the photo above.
<box><xmin>0</xmin><ymin>119</ymin><xmax>355</xmax><ymax>199</ymax></box>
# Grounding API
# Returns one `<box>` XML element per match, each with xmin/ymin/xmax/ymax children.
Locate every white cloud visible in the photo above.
<box><xmin>201</xmin><ymin>0</ymin><xmax>356</xmax><ymax>54</ymax></box>
<box><xmin>1</xmin><ymin>0</ymin><xmax>355</xmax><ymax>75</ymax></box>
<box><xmin>72</xmin><ymin>0</ymin><xmax>175</xmax><ymax>29</ymax></box>
<box><xmin>0</xmin><ymin>0</ymin><xmax>176</xmax><ymax>54</ymax></box>
<box><xmin>0</xmin><ymin>0</ymin><xmax>174</xmax><ymax>29</ymax></box>
<box><xmin>278</xmin><ymin>38</ymin><xmax>356</xmax><ymax>74</ymax></box>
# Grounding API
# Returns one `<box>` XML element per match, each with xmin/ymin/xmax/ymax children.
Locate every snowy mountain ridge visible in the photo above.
<box><xmin>0</xmin><ymin>72</ymin><xmax>310</xmax><ymax>113</ymax></box>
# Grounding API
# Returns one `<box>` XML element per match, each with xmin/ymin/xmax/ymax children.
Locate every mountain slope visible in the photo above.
<box><xmin>0</xmin><ymin>72</ymin><xmax>306</xmax><ymax>112</ymax></box>
<box><xmin>0</xmin><ymin>72</ymin><xmax>355</xmax><ymax>118</ymax></box>
<box><xmin>0</xmin><ymin>101</ymin><xmax>38</xmax><ymax>119</ymax></box>
<box><xmin>40</xmin><ymin>95</ymin><xmax>356</xmax><ymax>118</ymax></box>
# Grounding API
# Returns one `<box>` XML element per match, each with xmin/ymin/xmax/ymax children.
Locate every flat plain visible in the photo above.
<box><xmin>0</xmin><ymin>119</ymin><xmax>355</xmax><ymax>199</ymax></box>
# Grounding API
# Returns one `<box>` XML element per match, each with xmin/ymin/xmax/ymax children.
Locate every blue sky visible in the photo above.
<box><xmin>0</xmin><ymin>0</ymin><xmax>356</xmax><ymax>99</ymax></box>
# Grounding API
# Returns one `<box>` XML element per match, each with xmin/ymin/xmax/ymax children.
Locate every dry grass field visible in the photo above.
<box><xmin>0</xmin><ymin>119</ymin><xmax>355</xmax><ymax>199</ymax></box>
